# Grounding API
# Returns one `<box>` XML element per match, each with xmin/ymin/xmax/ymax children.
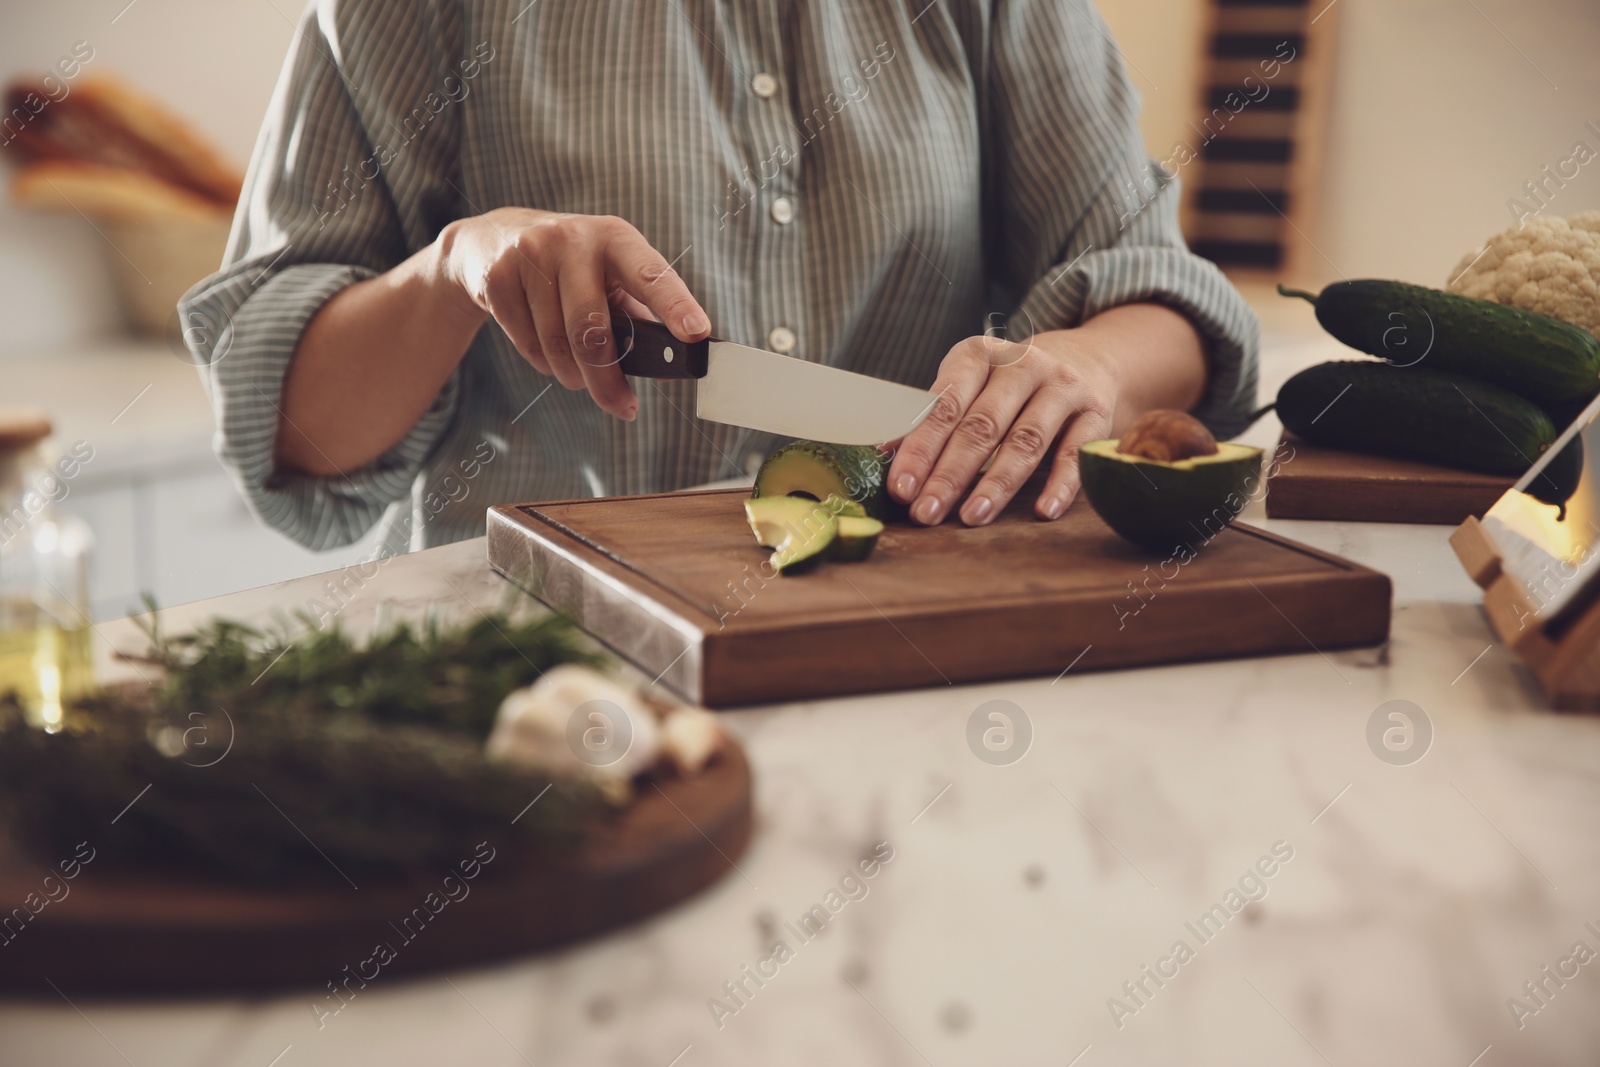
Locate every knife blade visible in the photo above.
<box><xmin>612</xmin><ymin>312</ymin><xmax>936</xmax><ymax>445</ymax></box>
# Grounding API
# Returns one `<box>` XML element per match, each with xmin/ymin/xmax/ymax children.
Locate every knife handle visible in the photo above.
<box><xmin>612</xmin><ymin>312</ymin><xmax>709</xmax><ymax>379</ymax></box>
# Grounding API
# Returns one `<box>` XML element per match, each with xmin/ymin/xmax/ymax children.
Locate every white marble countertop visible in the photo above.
<box><xmin>5</xmin><ymin>484</ymin><xmax>1600</xmax><ymax>1067</ymax></box>
<box><xmin>5</xmin><ymin>308</ymin><xmax>1600</xmax><ymax>1066</ymax></box>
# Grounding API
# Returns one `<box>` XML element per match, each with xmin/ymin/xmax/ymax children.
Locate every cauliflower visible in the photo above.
<box><xmin>1447</xmin><ymin>211</ymin><xmax>1600</xmax><ymax>342</ymax></box>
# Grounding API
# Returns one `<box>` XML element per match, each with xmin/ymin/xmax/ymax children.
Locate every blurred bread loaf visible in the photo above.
<box><xmin>12</xmin><ymin>160</ymin><xmax>226</xmax><ymax>224</ymax></box>
<box><xmin>4</xmin><ymin>70</ymin><xmax>240</xmax><ymax>335</ymax></box>
<box><xmin>3</xmin><ymin>73</ymin><xmax>241</xmax><ymax>208</ymax></box>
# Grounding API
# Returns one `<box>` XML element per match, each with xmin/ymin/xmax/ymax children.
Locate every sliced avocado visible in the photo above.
<box><xmin>1078</xmin><ymin>438</ymin><xmax>1263</xmax><ymax>554</ymax></box>
<box><xmin>753</xmin><ymin>442</ymin><xmax>891</xmax><ymax>520</ymax></box>
<box><xmin>831</xmin><ymin>515</ymin><xmax>884</xmax><ymax>561</ymax></box>
<box><xmin>822</xmin><ymin>493</ymin><xmax>869</xmax><ymax>519</ymax></box>
<box><xmin>743</xmin><ymin>496</ymin><xmax>839</xmax><ymax>574</ymax></box>
<box><xmin>773</xmin><ymin>528</ymin><xmax>836</xmax><ymax>573</ymax></box>
<box><xmin>745</xmin><ymin>495</ymin><xmax>809</xmax><ymax>547</ymax></box>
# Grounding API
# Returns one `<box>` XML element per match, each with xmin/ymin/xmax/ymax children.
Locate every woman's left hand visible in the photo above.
<box><xmin>885</xmin><ymin>303</ymin><xmax>1209</xmax><ymax>526</ymax></box>
<box><xmin>886</xmin><ymin>331</ymin><xmax>1120</xmax><ymax>526</ymax></box>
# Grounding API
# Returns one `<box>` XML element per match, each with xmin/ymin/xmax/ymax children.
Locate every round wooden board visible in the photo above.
<box><xmin>0</xmin><ymin>742</ymin><xmax>752</xmax><ymax>998</ymax></box>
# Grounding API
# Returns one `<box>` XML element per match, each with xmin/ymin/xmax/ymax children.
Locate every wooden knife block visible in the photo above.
<box><xmin>1451</xmin><ymin>516</ymin><xmax>1600</xmax><ymax>709</ymax></box>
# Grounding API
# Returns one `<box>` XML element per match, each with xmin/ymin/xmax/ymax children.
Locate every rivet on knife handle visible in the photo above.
<box><xmin>613</xmin><ymin>312</ymin><xmax>709</xmax><ymax>380</ymax></box>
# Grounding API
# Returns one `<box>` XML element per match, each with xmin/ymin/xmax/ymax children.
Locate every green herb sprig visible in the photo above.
<box><xmin>0</xmin><ymin>600</ymin><xmax>609</xmax><ymax>882</ymax></box>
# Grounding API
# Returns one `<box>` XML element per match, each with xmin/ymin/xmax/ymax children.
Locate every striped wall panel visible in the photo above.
<box><xmin>1180</xmin><ymin>0</ymin><xmax>1332</xmax><ymax>275</ymax></box>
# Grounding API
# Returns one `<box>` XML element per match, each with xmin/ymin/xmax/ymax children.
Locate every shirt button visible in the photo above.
<box><xmin>751</xmin><ymin>72</ymin><xmax>779</xmax><ymax>99</ymax></box>
<box><xmin>770</xmin><ymin>197</ymin><xmax>795</xmax><ymax>225</ymax></box>
<box><xmin>767</xmin><ymin>326</ymin><xmax>797</xmax><ymax>353</ymax></box>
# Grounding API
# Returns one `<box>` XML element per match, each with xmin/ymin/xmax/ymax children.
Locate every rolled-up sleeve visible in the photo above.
<box><xmin>178</xmin><ymin>0</ymin><xmax>464</xmax><ymax>550</ymax></box>
<box><xmin>985</xmin><ymin>0</ymin><xmax>1260</xmax><ymax>437</ymax></box>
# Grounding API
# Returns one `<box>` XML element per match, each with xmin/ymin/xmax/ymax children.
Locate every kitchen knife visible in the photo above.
<box><xmin>611</xmin><ymin>312</ymin><xmax>937</xmax><ymax>445</ymax></box>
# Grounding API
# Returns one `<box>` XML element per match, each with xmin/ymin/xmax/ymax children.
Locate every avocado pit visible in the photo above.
<box><xmin>1117</xmin><ymin>409</ymin><xmax>1219</xmax><ymax>463</ymax></box>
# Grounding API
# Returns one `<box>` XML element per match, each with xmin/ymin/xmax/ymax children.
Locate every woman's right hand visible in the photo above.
<box><xmin>435</xmin><ymin>208</ymin><xmax>712</xmax><ymax>420</ymax></box>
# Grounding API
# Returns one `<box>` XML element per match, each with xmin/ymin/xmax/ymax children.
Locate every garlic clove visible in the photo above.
<box><xmin>487</xmin><ymin>665</ymin><xmax>660</xmax><ymax>788</ymax></box>
<box><xmin>660</xmin><ymin>705</ymin><xmax>723</xmax><ymax>776</ymax></box>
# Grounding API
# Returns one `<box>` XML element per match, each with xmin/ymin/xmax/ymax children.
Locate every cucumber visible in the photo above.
<box><xmin>1277</xmin><ymin>361</ymin><xmax>1557</xmax><ymax>476</ymax></box>
<box><xmin>1279</xmin><ymin>281</ymin><xmax>1600</xmax><ymax>408</ymax></box>
<box><xmin>1525</xmin><ymin>435</ymin><xmax>1584</xmax><ymax>520</ymax></box>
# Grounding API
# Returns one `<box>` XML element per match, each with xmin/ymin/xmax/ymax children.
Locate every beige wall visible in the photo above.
<box><xmin>1101</xmin><ymin>0</ymin><xmax>1600</xmax><ymax>289</ymax></box>
<box><xmin>1317</xmin><ymin>0</ymin><xmax>1600</xmax><ymax>287</ymax></box>
<box><xmin>1096</xmin><ymin>0</ymin><xmax>1210</xmax><ymax>175</ymax></box>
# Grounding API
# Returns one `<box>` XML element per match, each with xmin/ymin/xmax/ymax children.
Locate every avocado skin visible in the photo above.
<box><xmin>753</xmin><ymin>442</ymin><xmax>894</xmax><ymax>521</ymax></box>
<box><xmin>1079</xmin><ymin>445</ymin><xmax>1263</xmax><ymax>555</ymax></box>
<box><xmin>1277</xmin><ymin>361</ymin><xmax>1556</xmax><ymax>477</ymax></box>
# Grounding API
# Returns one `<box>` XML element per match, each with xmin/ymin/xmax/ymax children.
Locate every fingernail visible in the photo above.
<box><xmin>683</xmin><ymin>312</ymin><xmax>709</xmax><ymax>336</ymax></box>
<box><xmin>1041</xmin><ymin>493</ymin><xmax>1068</xmax><ymax>520</ymax></box>
<box><xmin>912</xmin><ymin>495</ymin><xmax>943</xmax><ymax>525</ymax></box>
<box><xmin>895</xmin><ymin>473</ymin><xmax>917</xmax><ymax>499</ymax></box>
<box><xmin>963</xmin><ymin>496</ymin><xmax>993</xmax><ymax>525</ymax></box>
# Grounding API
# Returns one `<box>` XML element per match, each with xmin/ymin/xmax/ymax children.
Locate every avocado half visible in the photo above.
<box><xmin>752</xmin><ymin>441</ymin><xmax>891</xmax><ymax>520</ymax></box>
<box><xmin>1078</xmin><ymin>439</ymin><xmax>1264</xmax><ymax>554</ymax></box>
<box><xmin>742</xmin><ymin>494</ymin><xmax>885</xmax><ymax>573</ymax></box>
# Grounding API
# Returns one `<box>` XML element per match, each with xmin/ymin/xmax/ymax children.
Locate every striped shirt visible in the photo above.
<box><xmin>180</xmin><ymin>0</ymin><xmax>1259</xmax><ymax>555</ymax></box>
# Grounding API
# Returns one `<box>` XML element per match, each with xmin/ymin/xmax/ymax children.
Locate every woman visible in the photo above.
<box><xmin>181</xmin><ymin>0</ymin><xmax>1257</xmax><ymax>555</ymax></box>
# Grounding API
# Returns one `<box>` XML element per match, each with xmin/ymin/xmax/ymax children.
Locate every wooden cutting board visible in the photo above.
<box><xmin>1266</xmin><ymin>433</ymin><xmax>1513</xmax><ymax>524</ymax></box>
<box><xmin>487</xmin><ymin>487</ymin><xmax>1392</xmax><ymax>707</ymax></box>
<box><xmin>0</xmin><ymin>744</ymin><xmax>751</xmax><ymax>997</ymax></box>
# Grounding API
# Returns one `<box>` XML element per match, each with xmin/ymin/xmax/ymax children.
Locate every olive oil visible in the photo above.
<box><xmin>1</xmin><ymin>419</ymin><xmax>96</xmax><ymax>732</ymax></box>
<box><xmin>0</xmin><ymin>598</ymin><xmax>91</xmax><ymax>733</ymax></box>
